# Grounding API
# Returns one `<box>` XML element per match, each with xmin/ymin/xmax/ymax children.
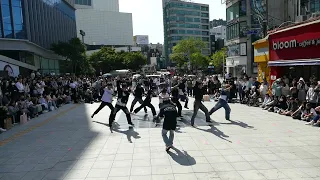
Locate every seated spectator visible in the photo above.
<box><xmin>46</xmin><ymin>94</ymin><xmax>57</xmax><ymax>110</ymax></box>
<box><xmin>280</xmin><ymin>97</ymin><xmax>299</xmax><ymax>116</ymax></box>
<box><xmin>8</xmin><ymin>100</ymin><xmax>18</xmax><ymax>124</ymax></box>
<box><xmin>263</xmin><ymin>96</ymin><xmax>278</xmax><ymax>111</ymax></box>
<box><xmin>248</xmin><ymin>86</ymin><xmax>259</xmax><ymax>107</ymax></box>
<box><xmin>260</xmin><ymin>94</ymin><xmax>271</xmax><ymax>108</ymax></box>
<box><xmin>305</xmin><ymin>106</ymin><xmax>320</xmax><ymax>126</ymax></box>
<box><xmin>17</xmin><ymin>96</ymin><xmax>31</xmax><ymax>120</ymax></box>
<box><xmin>273</xmin><ymin>95</ymin><xmax>288</xmax><ymax>113</ymax></box>
<box><xmin>301</xmin><ymin>103</ymin><xmax>316</xmax><ymax>122</ymax></box>
<box><xmin>39</xmin><ymin>95</ymin><xmax>50</xmax><ymax>112</ymax></box>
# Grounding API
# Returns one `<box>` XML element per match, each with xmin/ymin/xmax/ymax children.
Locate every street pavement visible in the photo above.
<box><xmin>1</xmin><ymin>96</ymin><xmax>320</xmax><ymax>180</ymax></box>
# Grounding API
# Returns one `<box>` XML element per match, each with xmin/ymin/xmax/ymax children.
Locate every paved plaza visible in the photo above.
<box><xmin>1</xmin><ymin>96</ymin><xmax>320</xmax><ymax>180</ymax></box>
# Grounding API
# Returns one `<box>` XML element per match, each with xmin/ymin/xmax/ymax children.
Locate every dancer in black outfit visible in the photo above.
<box><xmin>191</xmin><ymin>81</ymin><xmax>211</xmax><ymax>127</ymax></box>
<box><xmin>133</xmin><ymin>89</ymin><xmax>157</xmax><ymax>118</ymax></box>
<box><xmin>171</xmin><ymin>86</ymin><xmax>182</xmax><ymax>117</ymax></box>
<box><xmin>91</xmin><ymin>83</ymin><xmax>114</xmax><ymax>118</ymax></box>
<box><xmin>109</xmin><ymin>80</ymin><xmax>134</xmax><ymax>130</ymax></box>
<box><xmin>158</xmin><ymin>99</ymin><xmax>178</xmax><ymax>152</ymax></box>
<box><xmin>130</xmin><ymin>83</ymin><xmax>147</xmax><ymax>113</ymax></box>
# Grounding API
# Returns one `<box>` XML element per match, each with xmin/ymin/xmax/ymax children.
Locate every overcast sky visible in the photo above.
<box><xmin>119</xmin><ymin>0</ymin><xmax>226</xmax><ymax>44</ymax></box>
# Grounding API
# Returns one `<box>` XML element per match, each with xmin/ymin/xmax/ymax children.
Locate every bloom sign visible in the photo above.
<box><xmin>269</xmin><ymin>21</ymin><xmax>320</xmax><ymax>61</ymax></box>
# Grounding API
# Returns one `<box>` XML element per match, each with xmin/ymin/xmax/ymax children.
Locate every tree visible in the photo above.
<box><xmin>51</xmin><ymin>37</ymin><xmax>87</xmax><ymax>74</ymax></box>
<box><xmin>171</xmin><ymin>38</ymin><xmax>207</xmax><ymax>69</ymax></box>
<box><xmin>123</xmin><ymin>52</ymin><xmax>147</xmax><ymax>71</ymax></box>
<box><xmin>88</xmin><ymin>47</ymin><xmax>147</xmax><ymax>74</ymax></box>
<box><xmin>210</xmin><ymin>48</ymin><xmax>227</xmax><ymax>74</ymax></box>
<box><xmin>170</xmin><ymin>53</ymin><xmax>186</xmax><ymax>68</ymax></box>
<box><xmin>190</xmin><ymin>52</ymin><xmax>210</xmax><ymax>70</ymax></box>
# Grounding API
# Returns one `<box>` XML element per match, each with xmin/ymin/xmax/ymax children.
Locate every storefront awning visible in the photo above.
<box><xmin>268</xmin><ymin>59</ymin><xmax>320</xmax><ymax>66</ymax></box>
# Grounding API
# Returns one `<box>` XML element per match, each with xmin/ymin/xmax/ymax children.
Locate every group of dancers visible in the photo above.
<box><xmin>91</xmin><ymin>77</ymin><xmax>231</xmax><ymax>152</ymax></box>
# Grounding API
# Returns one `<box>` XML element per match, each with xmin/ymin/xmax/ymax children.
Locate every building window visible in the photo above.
<box><xmin>202</xmin><ymin>37</ymin><xmax>209</xmax><ymax>41</ymax></box>
<box><xmin>75</xmin><ymin>0</ymin><xmax>92</xmax><ymax>6</ymax></box>
<box><xmin>201</xmin><ymin>6</ymin><xmax>209</xmax><ymax>11</ymax></box>
<box><xmin>201</xmin><ymin>25</ymin><xmax>208</xmax><ymax>29</ymax></box>
<box><xmin>201</xmin><ymin>12</ymin><xmax>209</xmax><ymax>17</ymax></box>
<box><xmin>227</xmin><ymin>23</ymin><xmax>240</xmax><ymax>40</ymax></box>
<box><xmin>239</xmin><ymin>21</ymin><xmax>247</xmax><ymax>38</ymax></box>
<box><xmin>226</xmin><ymin>2</ymin><xmax>240</xmax><ymax>22</ymax></box>
<box><xmin>202</xmin><ymin>31</ymin><xmax>209</xmax><ymax>36</ymax></box>
<box><xmin>201</xmin><ymin>19</ymin><xmax>209</xmax><ymax>23</ymax></box>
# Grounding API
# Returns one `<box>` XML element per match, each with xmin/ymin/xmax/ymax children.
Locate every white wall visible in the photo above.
<box><xmin>76</xmin><ymin>9</ymin><xmax>134</xmax><ymax>46</ymax></box>
<box><xmin>93</xmin><ymin>0</ymin><xmax>119</xmax><ymax>12</ymax></box>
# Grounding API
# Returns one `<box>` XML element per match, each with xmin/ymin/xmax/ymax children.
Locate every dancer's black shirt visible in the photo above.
<box><xmin>193</xmin><ymin>86</ymin><xmax>204</xmax><ymax>101</ymax></box>
<box><xmin>116</xmin><ymin>80</ymin><xmax>130</xmax><ymax>106</ymax></box>
<box><xmin>171</xmin><ymin>88</ymin><xmax>179</xmax><ymax>99</ymax></box>
<box><xmin>159</xmin><ymin>103</ymin><xmax>178</xmax><ymax>130</ymax></box>
<box><xmin>134</xmin><ymin>86</ymin><xmax>144</xmax><ymax>98</ymax></box>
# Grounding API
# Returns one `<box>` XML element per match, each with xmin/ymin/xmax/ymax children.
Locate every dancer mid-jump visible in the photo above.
<box><xmin>91</xmin><ymin>83</ymin><xmax>114</xmax><ymax>118</ymax></box>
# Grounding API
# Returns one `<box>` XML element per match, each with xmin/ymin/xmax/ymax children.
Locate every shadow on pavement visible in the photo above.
<box><xmin>0</xmin><ymin>104</ymin><xmax>100</xmax><ymax>180</ymax></box>
<box><xmin>197</xmin><ymin>125</ymin><xmax>232</xmax><ymax>143</ymax></box>
<box><xmin>168</xmin><ymin>147</ymin><xmax>196</xmax><ymax>166</ymax></box>
<box><xmin>219</xmin><ymin>119</ymin><xmax>255</xmax><ymax>129</ymax></box>
<box><xmin>93</xmin><ymin>121</ymin><xmax>140</xmax><ymax>143</ymax></box>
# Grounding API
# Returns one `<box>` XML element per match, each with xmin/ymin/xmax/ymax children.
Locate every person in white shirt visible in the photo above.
<box><xmin>159</xmin><ymin>88</ymin><xmax>170</xmax><ymax>108</ymax></box>
<box><xmin>209</xmin><ymin>84</ymin><xmax>231</xmax><ymax>120</ymax></box>
<box><xmin>91</xmin><ymin>83</ymin><xmax>114</xmax><ymax>118</ymax></box>
<box><xmin>15</xmin><ymin>78</ymin><xmax>24</xmax><ymax>93</ymax></box>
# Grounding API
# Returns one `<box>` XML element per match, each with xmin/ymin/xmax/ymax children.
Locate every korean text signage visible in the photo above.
<box><xmin>273</xmin><ymin>38</ymin><xmax>320</xmax><ymax>50</ymax></box>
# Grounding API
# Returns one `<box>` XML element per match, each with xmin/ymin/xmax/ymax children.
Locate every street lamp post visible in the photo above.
<box><xmin>80</xmin><ymin>30</ymin><xmax>86</xmax><ymax>43</ymax></box>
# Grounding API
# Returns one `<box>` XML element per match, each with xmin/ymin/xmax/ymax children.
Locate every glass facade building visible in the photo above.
<box><xmin>163</xmin><ymin>0</ymin><xmax>210</xmax><ymax>63</ymax></box>
<box><xmin>0</xmin><ymin>0</ymin><xmax>77</xmax><ymax>76</ymax></box>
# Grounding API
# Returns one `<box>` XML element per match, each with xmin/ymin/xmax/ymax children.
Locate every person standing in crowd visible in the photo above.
<box><xmin>190</xmin><ymin>81</ymin><xmax>211</xmax><ymax>127</ymax></box>
<box><xmin>109</xmin><ymin>81</ymin><xmax>134</xmax><ymax>130</ymax></box>
<box><xmin>158</xmin><ymin>99</ymin><xmax>178</xmax><ymax>152</ymax></box>
<box><xmin>187</xmin><ymin>78</ymin><xmax>193</xmax><ymax>97</ymax></box>
<box><xmin>130</xmin><ymin>83</ymin><xmax>147</xmax><ymax>113</ymax></box>
<box><xmin>133</xmin><ymin>88</ymin><xmax>157</xmax><ymax>118</ymax></box>
<box><xmin>209</xmin><ymin>84</ymin><xmax>231</xmax><ymax>120</ymax></box>
<box><xmin>306</xmin><ymin>81</ymin><xmax>318</xmax><ymax>108</ymax></box>
<box><xmin>15</xmin><ymin>78</ymin><xmax>24</xmax><ymax>97</ymax></box>
<box><xmin>91</xmin><ymin>83</ymin><xmax>114</xmax><ymax>118</ymax></box>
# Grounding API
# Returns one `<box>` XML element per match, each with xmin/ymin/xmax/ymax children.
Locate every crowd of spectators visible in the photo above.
<box><xmin>233</xmin><ymin>74</ymin><xmax>320</xmax><ymax>128</ymax></box>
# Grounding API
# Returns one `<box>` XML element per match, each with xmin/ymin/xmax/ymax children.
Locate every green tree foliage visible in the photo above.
<box><xmin>210</xmin><ymin>48</ymin><xmax>227</xmax><ymax>73</ymax></box>
<box><xmin>190</xmin><ymin>52</ymin><xmax>210</xmax><ymax>69</ymax></box>
<box><xmin>51</xmin><ymin>37</ymin><xmax>94</xmax><ymax>74</ymax></box>
<box><xmin>124</xmin><ymin>52</ymin><xmax>147</xmax><ymax>71</ymax></box>
<box><xmin>88</xmin><ymin>47</ymin><xmax>147</xmax><ymax>73</ymax></box>
<box><xmin>171</xmin><ymin>38</ymin><xmax>208</xmax><ymax>69</ymax></box>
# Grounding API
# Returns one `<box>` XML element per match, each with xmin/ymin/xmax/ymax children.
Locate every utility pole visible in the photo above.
<box><xmin>263</xmin><ymin>0</ymin><xmax>269</xmax><ymax>37</ymax></box>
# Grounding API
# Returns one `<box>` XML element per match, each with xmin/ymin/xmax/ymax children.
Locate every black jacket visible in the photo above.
<box><xmin>134</xmin><ymin>86</ymin><xmax>144</xmax><ymax>98</ymax></box>
<box><xmin>193</xmin><ymin>86</ymin><xmax>204</xmax><ymax>101</ymax></box>
<box><xmin>159</xmin><ymin>103</ymin><xmax>178</xmax><ymax>130</ymax></box>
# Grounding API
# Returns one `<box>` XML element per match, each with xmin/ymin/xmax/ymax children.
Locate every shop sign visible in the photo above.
<box><xmin>272</xmin><ymin>38</ymin><xmax>320</xmax><ymax>50</ymax></box>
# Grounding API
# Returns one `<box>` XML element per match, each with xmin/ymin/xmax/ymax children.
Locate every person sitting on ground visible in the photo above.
<box><xmin>260</xmin><ymin>94</ymin><xmax>271</xmax><ymax>108</ymax></box>
<box><xmin>263</xmin><ymin>96</ymin><xmax>278</xmax><ymax>111</ymax></box>
<box><xmin>305</xmin><ymin>106</ymin><xmax>320</xmax><ymax>126</ymax></box>
<box><xmin>301</xmin><ymin>103</ymin><xmax>316</xmax><ymax>122</ymax></box>
<box><xmin>273</xmin><ymin>95</ymin><xmax>288</xmax><ymax>113</ymax></box>
<box><xmin>248</xmin><ymin>86</ymin><xmax>259</xmax><ymax>107</ymax></box>
<box><xmin>39</xmin><ymin>95</ymin><xmax>50</xmax><ymax>112</ymax></box>
<box><xmin>279</xmin><ymin>97</ymin><xmax>299</xmax><ymax>116</ymax></box>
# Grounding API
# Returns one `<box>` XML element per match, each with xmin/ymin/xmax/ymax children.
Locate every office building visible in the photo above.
<box><xmin>210</xmin><ymin>25</ymin><xmax>226</xmax><ymax>42</ymax></box>
<box><xmin>75</xmin><ymin>0</ymin><xmax>133</xmax><ymax>47</ymax></box>
<box><xmin>225</xmin><ymin>0</ymin><xmax>295</xmax><ymax>77</ymax></box>
<box><xmin>210</xmin><ymin>19</ymin><xmax>226</xmax><ymax>28</ymax></box>
<box><xmin>162</xmin><ymin>0</ymin><xmax>210</xmax><ymax>64</ymax></box>
<box><xmin>0</xmin><ymin>0</ymin><xmax>77</xmax><ymax>76</ymax></box>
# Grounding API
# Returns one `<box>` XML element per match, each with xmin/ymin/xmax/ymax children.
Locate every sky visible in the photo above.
<box><xmin>119</xmin><ymin>0</ymin><xmax>226</xmax><ymax>44</ymax></box>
